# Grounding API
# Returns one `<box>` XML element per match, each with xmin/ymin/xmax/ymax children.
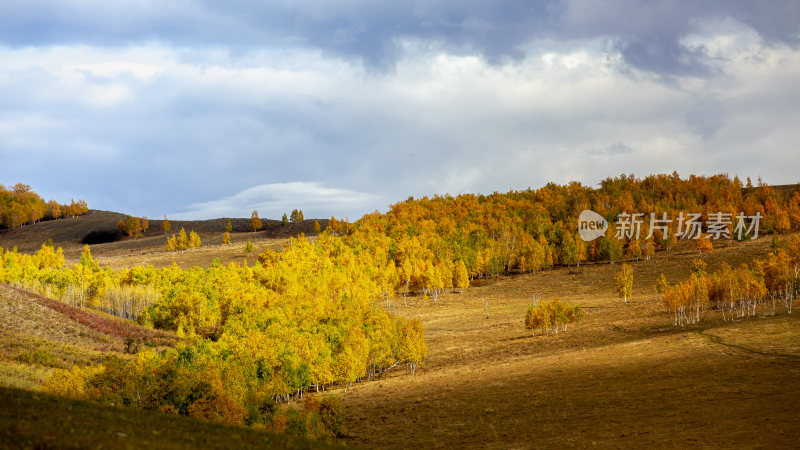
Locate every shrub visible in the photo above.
<box><xmin>15</xmin><ymin>349</ymin><xmax>58</xmax><ymax>367</ymax></box>
<box><xmin>525</xmin><ymin>298</ymin><xmax>582</xmax><ymax>336</ymax></box>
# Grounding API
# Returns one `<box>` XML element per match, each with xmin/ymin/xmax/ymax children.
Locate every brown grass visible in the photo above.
<box><xmin>338</xmin><ymin>233</ymin><xmax>800</xmax><ymax>448</ymax></box>
<box><xmin>0</xmin><ymin>386</ymin><xmax>344</xmax><ymax>449</ymax></box>
<box><xmin>95</xmin><ymin>234</ymin><xmax>298</xmax><ymax>270</ymax></box>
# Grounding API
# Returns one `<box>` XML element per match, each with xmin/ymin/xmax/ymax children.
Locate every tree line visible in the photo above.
<box><xmin>657</xmin><ymin>237</ymin><xmax>800</xmax><ymax>326</ymax></box>
<box><xmin>0</xmin><ymin>182</ymin><xmax>88</xmax><ymax>229</ymax></box>
<box><xmin>327</xmin><ymin>174</ymin><xmax>798</xmax><ymax>299</ymax></box>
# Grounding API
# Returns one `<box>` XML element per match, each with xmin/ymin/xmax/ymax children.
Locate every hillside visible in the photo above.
<box><xmin>6</xmin><ymin>227</ymin><xmax>798</xmax><ymax>447</ymax></box>
<box><xmin>0</xmin><ymin>209</ymin><xmax>327</xmax><ymax>264</ymax></box>
<box><xmin>0</xmin><ymin>283</ymin><xmax>342</xmax><ymax>449</ymax></box>
<box><xmin>0</xmin><ymin>283</ymin><xmax>175</xmax><ymax>389</ymax></box>
<box><xmin>339</xmin><ymin>233</ymin><xmax>800</xmax><ymax>448</ymax></box>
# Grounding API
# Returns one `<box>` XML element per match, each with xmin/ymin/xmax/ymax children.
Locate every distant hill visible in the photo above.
<box><xmin>772</xmin><ymin>183</ymin><xmax>800</xmax><ymax>198</ymax></box>
<box><xmin>0</xmin><ymin>210</ymin><xmax>328</xmax><ymax>255</ymax></box>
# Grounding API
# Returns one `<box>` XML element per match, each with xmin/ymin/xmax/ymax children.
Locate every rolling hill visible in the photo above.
<box><xmin>0</xmin><ymin>210</ymin><xmax>328</xmax><ymax>266</ymax></box>
<box><xmin>0</xmin><ymin>283</ymin><xmax>342</xmax><ymax>449</ymax></box>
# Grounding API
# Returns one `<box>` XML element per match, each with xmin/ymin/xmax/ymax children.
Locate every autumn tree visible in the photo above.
<box><xmin>642</xmin><ymin>238</ymin><xmax>655</xmax><ymax>260</ymax></box>
<box><xmin>189</xmin><ymin>231</ymin><xmax>201</xmax><ymax>251</ymax></box>
<box><xmin>400</xmin><ymin>318</ymin><xmax>427</xmax><ymax>374</ymax></box>
<box><xmin>162</xmin><ymin>216</ymin><xmax>171</xmax><ymax>234</ymax></box>
<box><xmin>166</xmin><ymin>227</ymin><xmax>190</xmax><ymax>251</ymax></box>
<box><xmin>313</xmin><ymin>220</ymin><xmax>321</xmax><ymax>234</ymax></box>
<box><xmin>561</xmin><ymin>233</ymin><xmax>579</xmax><ymax>266</ymax></box>
<box><xmin>225</xmin><ymin>218</ymin><xmax>232</xmax><ymax>233</ymax></box>
<box><xmin>525</xmin><ymin>298</ymin><xmax>582</xmax><ymax>336</ymax></box>
<box><xmin>117</xmin><ymin>215</ymin><xmax>144</xmax><ymax>238</ymax></box>
<box><xmin>453</xmin><ymin>260</ymin><xmax>469</xmax><ymax>293</ymax></box>
<box><xmin>696</xmin><ymin>233</ymin><xmax>713</xmax><ymax>253</ymax></box>
<box><xmin>166</xmin><ymin>235</ymin><xmax>177</xmax><ymax>251</ymax></box>
<box><xmin>250</xmin><ymin>211</ymin><xmax>263</xmax><ymax>232</ymax></box>
<box><xmin>655</xmin><ymin>273</ymin><xmax>669</xmax><ymax>302</ymax></box>
<box><xmin>222</xmin><ymin>232</ymin><xmax>231</xmax><ymax>245</ymax></box>
<box><xmin>281</xmin><ymin>213</ymin><xmax>289</xmax><ymax>226</ymax></box>
<box><xmin>575</xmin><ymin>233</ymin><xmax>587</xmax><ymax>266</ymax></box>
<box><xmin>48</xmin><ymin>200</ymin><xmax>61</xmax><ymax>220</ymax></box>
<box><xmin>327</xmin><ymin>217</ymin><xmax>338</xmax><ymax>234</ymax></box>
<box><xmin>625</xmin><ymin>239</ymin><xmax>642</xmax><ymax>260</ymax></box>
<box><xmin>289</xmin><ymin>208</ymin><xmax>304</xmax><ymax>223</ymax></box>
<box><xmin>615</xmin><ymin>263</ymin><xmax>634</xmax><ymax>305</ymax></box>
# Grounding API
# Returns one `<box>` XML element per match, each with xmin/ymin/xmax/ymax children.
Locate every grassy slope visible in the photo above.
<box><xmin>0</xmin><ymin>284</ymin><xmax>176</xmax><ymax>388</ymax></box>
<box><xmin>339</xmin><ymin>234</ymin><xmax>800</xmax><ymax>448</ymax></box>
<box><xmin>0</xmin><ymin>209</ymin><xmax>327</xmax><ymax>265</ymax></box>
<box><xmin>0</xmin><ymin>386</ymin><xmax>342</xmax><ymax>450</ymax></box>
<box><xmin>0</xmin><ymin>285</ymin><xmax>342</xmax><ymax>449</ymax></box>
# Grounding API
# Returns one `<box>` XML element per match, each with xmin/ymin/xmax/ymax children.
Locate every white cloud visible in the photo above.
<box><xmin>169</xmin><ymin>182</ymin><xmax>382</xmax><ymax>220</ymax></box>
<box><xmin>0</xmin><ymin>11</ymin><xmax>799</xmax><ymax>219</ymax></box>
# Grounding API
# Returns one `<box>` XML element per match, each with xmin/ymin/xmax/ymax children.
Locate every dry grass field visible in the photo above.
<box><xmin>337</xmin><ymin>234</ymin><xmax>800</xmax><ymax>448</ymax></box>
<box><xmin>2</xmin><ymin>213</ymin><xmax>799</xmax><ymax>448</ymax></box>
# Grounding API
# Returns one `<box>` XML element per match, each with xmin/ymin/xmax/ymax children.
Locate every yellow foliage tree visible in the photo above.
<box><xmin>696</xmin><ymin>234</ymin><xmax>713</xmax><ymax>253</ymax></box>
<box><xmin>250</xmin><ymin>211</ymin><xmax>263</xmax><ymax>232</ymax></box>
<box><xmin>615</xmin><ymin>263</ymin><xmax>634</xmax><ymax>305</ymax></box>
<box><xmin>189</xmin><ymin>231</ymin><xmax>201</xmax><ymax>251</ymax></box>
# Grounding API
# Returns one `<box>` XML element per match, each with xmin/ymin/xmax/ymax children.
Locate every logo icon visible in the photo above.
<box><xmin>578</xmin><ymin>210</ymin><xmax>608</xmax><ymax>241</ymax></box>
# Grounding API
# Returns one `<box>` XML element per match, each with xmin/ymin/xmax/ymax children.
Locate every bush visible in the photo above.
<box><xmin>124</xmin><ymin>337</ymin><xmax>142</xmax><ymax>354</ymax></box>
<box><xmin>15</xmin><ymin>349</ymin><xmax>58</xmax><ymax>367</ymax></box>
<box><xmin>525</xmin><ymin>298</ymin><xmax>582</xmax><ymax>336</ymax></box>
<box><xmin>317</xmin><ymin>396</ymin><xmax>345</xmax><ymax>437</ymax></box>
<box><xmin>285</xmin><ymin>408</ymin><xmax>307</xmax><ymax>436</ymax></box>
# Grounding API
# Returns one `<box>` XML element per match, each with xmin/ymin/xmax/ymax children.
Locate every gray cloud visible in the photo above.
<box><xmin>587</xmin><ymin>143</ymin><xmax>634</xmax><ymax>156</ymax></box>
<box><xmin>2</xmin><ymin>1</ymin><xmax>798</xmax><ymax>74</ymax></box>
<box><xmin>685</xmin><ymin>97</ymin><xmax>726</xmax><ymax>140</ymax></box>
<box><xmin>0</xmin><ymin>2</ymin><xmax>798</xmax><ymax>220</ymax></box>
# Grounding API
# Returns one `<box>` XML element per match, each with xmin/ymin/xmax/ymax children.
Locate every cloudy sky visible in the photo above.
<box><xmin>1</xmin><ymin>1</ymin><xmax>799</xmax><ymax>220</ymax></box>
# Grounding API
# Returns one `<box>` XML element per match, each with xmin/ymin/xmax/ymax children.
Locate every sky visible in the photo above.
<box><xmin>1</xmin><ymin>1</ymin><xmax>799</xmax><ymax>220</ymax></box>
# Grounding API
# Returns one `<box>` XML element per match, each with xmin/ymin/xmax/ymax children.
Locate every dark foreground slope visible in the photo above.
<box><xmin>0</xmin><ymin>386</ymin><xmax>342</xmax><ymax>450</ymax></box>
